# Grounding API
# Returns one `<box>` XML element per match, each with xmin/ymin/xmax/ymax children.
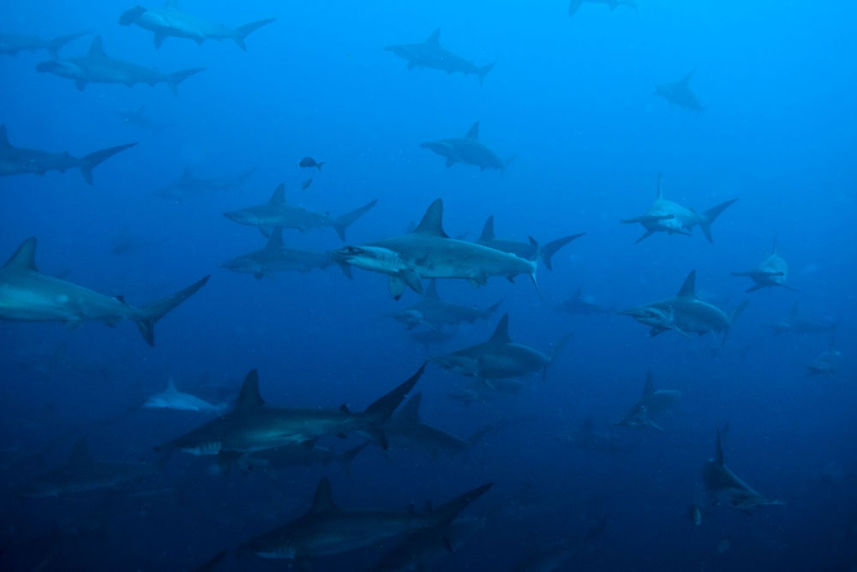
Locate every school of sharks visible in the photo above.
<box><xmin>0</xmin><ymin>1</ymin><xmax>854</xmax><ymax>571</ymax></box>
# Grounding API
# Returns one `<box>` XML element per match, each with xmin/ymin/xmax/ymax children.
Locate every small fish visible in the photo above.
<box><xmin>689</xmin><ymin>504</ymin><xmax>702</xmax><ymax>526</ymax></box>
<box><xmin>301</xmin><ymin>177</ymin><xmax>313</xmax><ymax>190</ymax></box>
<box><xmin>299</xmin><ymin>156</ymin><xmax>325</xmax><ymax>170</ymax></box>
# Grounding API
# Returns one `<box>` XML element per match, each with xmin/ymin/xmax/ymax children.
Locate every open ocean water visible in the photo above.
<box><xmin>1</xmin><ymin>1</ymin><xmax>855</xmax><ymax>570</ymax></box>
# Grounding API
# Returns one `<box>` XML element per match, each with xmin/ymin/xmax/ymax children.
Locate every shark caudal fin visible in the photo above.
<box><xmin>698</xmin><ymin>198</ymin><xmax>738</xmax><ymax>243</ymax></box>
<box><xmin>47</xmin><ymin>32</ymin><xmax>86</xmax><ymax>58</ymax></box>
<box><xmin>231</xmin><ymin>18</ymin><xmax>276</xmax><ymax>50</ymax></box>
<box><xmin>333</xmin><ymin>199</ymin><xmax>378</xmax><ymax>241</ymax></box>
<box><xmin>433</xmin><ymin>483</ymin><xmax>493</xmax><ymax>526</ymax></box>
<box><xmin>135</xmin><ymin>276</ymin><xmax>209</xmax><ymax>346</ymax></box>
<box><xmin>360</xmin><ymin>363</ymin><xmax>426</xmax><ymax>449</ymax></box>
<box><xmin>167</xmin><ymin>68</ymin><xmax>205</xmax><ymax>95</ymax></box>
<box><xmin>477</xmin><ymin>62</ymin><xmax>495</xmax><ymax>85</ymax></box>
<box><xmin>540</xmin><ymin>232</ymin><xmax>585</xmax><ymax>271</ymax></box>
<box><xmin>79</xmin><ymin>142</ymin><xmax>137</xmax><ymax>185</ymax></box>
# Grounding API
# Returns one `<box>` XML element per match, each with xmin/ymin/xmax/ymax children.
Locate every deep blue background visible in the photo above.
<box><xmin>1</xmin><ymin>1</ymin><xmax>856</xmax><ymax>570</ymax></box>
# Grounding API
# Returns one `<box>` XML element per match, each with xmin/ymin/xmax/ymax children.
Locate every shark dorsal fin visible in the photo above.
<box><xmin>269</xmin><ymin>183</ymin><xmax>286</xmax><ymax>205</ymax></box>
<box><xmin>489</xmin><ymin>314</ymin><xmax>511</xmax><ymax>344</ymax></box>
<box><xmin>67</xmin><ymin>437</ymin><xmax>93</xmax><ymax>467</ymax></box>
<box><xmin>424</xmin><ymin>279</ymin><xmax>439</xmax><ymax>299</ymax></box>
<box><xmin>0</xmin><ymin>125</ymin><xmax>10</xmax><ymax>148</ymax></box>
<box><xmin>680</xmin><ymin>69</ymin><xmax>695</xmax><ymax>85</ymax></box>
<box><xmin>465</xmin><ymin>121</ymin><xmax>480</xmax><ymax>140</ymax></box>
<box><xmin>235</xmin><ymin>369</ymin><xmax>265</xmax><ymax>412</ymax></box>
<box><xmin>4</xmin><ymin>237</ymin><xmax>38</xmax><ymax>272</ymax></box>
<box><xmin>397</xmin><ymin>393</ymin><xmax>423</xmax><ymax>423</ymax></box>
<box><xmin>770</xmin><ymin>238</ymin><xmax>778</xmax><ymax>255</ymax></box>
<box><xmin>265</xmin><ymin>226</ymin><xmax>284</xmax><ymax>251</ymax></box>
<box><xmin>655</xmin><ymin>172</ymin><xmax>664</xmax><ymax>199</ymax></box>
<box><xmin>479</xmin><ymin>216</ymin><xmax>495</xmax><ymax>242</ymax></box>
<box><xmin>715</xmin><ymin>428</ymin><xmax>725</xmax><ymax>465</ymax></box>
<box><xmin>88</xmin><ymin>36</ymin><xmax>107</xmax><ymax>58</ymax></box>
<box><xmin>180</xmin><ymin>167</ymin><xmax>194</xmax><ymax>183</ymax></box>
<box><xmin>572</xmin><ymin>287</ymin><xmax>583</xmax><ymax>300</ymax></box>
<box><xmin>426</xmin><ymin>28</ymin><xmax>440</xmax><ymax>45</ymax></box>
<box><xmin>413</xmin><ymin>199</ymin><xmax>448</xmax><ymax>237</ymax></box>
<box><xmin>642</xmin><ymin>371</ymin><xmax>655</xmax><ymax>398</ymax></box>
<box><xmin>309</xmin><ymin>477</ymin><xmax>339</xmax><ymax>514</ymax></box>
<box><xmin>676</xmin><ymin>270</ymin><xmax>696</xmax><ymax>298</ymax></box>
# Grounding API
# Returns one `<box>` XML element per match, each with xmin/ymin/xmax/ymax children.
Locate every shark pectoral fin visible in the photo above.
<box><xmin>445</xmin><ymin>157</ymin><xmax>456</xmax><ymax>167</ymax></box>
<box><xmin>153</xmin><ymin>32</ymin><xmax>165</xmax><ymax>49</ymax></box>
<box><xmin>634</xmin><ymin>231</ymin><xmax>655</xmax><ymax>244</ymax></box>
<box><xmin>400</xmin><ymin>269</ymin><xmax>423</xmax><ymax>294</ymax></box>
<box><xmin>649</xmin><ymin>327</ymin><xmax>667</xmax><ymax>337</ymax></box>
<box><xmin>389</xmin><ymin>276</ymin><xmax>406</xmax><ymax>300</ymax></box>
<box><xmin>75</xmin><ymin>79</ymin><xmax>87</xmax><ymax>91</ymax></box>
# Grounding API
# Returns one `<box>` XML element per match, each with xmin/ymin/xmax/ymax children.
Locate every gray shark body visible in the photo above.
<box><xmin>157</xmin><ymin>364</ymin><xmax>425</xmax><ymax>457</ymax></box>
<box><xmin>771</xmin><ymin>302</ymin><xmax>837</xmax><ymax>335</ymax></box>
<box><xmin>229</xmin><ymin>443</ymin><xmax>368</xmax><ymax>474</ymax></box>
<box><xmin>556</xmin><ymin>288</ymin><xmax>613</xmax><ymax>316</ymax></box>
<box><xmin>391</xmin><ymin>279</ymin><xmax>501</xmax><ymax>330</ymax></box>
<box><xmin>223</xmin><ymin>183</ymin><xmax>377</xmax><ymax>241</ymax></box>
<box><xmin>0</xmin><ymin>238</ymin><xmax>209</xmax><ymax>345</ymax></box>
<box><xmin>0</xmin><ymin>124</ymin><xmax>135</xmax><ymax>184</ymax></box>
<box><xmin>621</xmin><ymin>174</ymin><xmax>738</xmax><ymax>243</ymax></box>
<box><xmin>616</xmin><ymin>372</ymin><xmax>680</xmax><ymax>431</ymax></box>
<box><xmin>564</xmin><ymin>417</ymin><xmax>637</xmax><ymax>453</ymax></box>
<box><xmin>620</xmin><ymin>270</ymin><xmax>747</xmax><ymax>339</ymax></box>
<box><xmin>36</xmin><ymin>36</ymin><xmax>204</xmax><ymax>94</ymax></box>
<box><xmin>433</xmin><ymin>314</ymin><xmax>569</xmax><ymax>381</ymax></box>
<box><xmin>655</xmin><ymin>70</ymin><xmax>704</xmax><ymax>111</ymax></box>
<box><xmin>372</xmin><ymin>517</ymin><xmax>484</xmax><ymax>572</ymax></box>
<box><xmin>0</xmin><ymin>32</ymin><xmax>85</xmax><ymax>57</ymax></box>
<box><xmin>386</xmin><ymin>393</ymin><xmax>480</xmax><ymax>456</ymax></box>
<box><xmin>447</xmin><ymin>378</ymin><xmax>526</xmax><ymax>404</ymax></box>
<box><xmin>478</xmin><ymin>216</ymin><xmax>585</xmax><ymax>270</ymax></box>
<box><xmin>702</xmin><ymin>429</ymin><xmax>783</xmax><ymax>513</ymax></box>
<box><xmin>143</xmin><ymin>378</ymin><xmax>227</xmax><ymax>413</ymax></box>
<box><xmin>806</xmin><ymin>347</ymin><xmax>841</xmax><ymax>376</ymax></box>
<box><xmin>115</xmin><ymin>105</ymin><xmax>162</xmax><ymax>132</ymax></box>
<box><xmin>20</xmin><ymin>438</ymin><xmax>153</xmax><ymax>498</ymax></box>
<box><xmin>239</xmin><ymin>477</ymin><xmax>492</xmax><ymax>565</ymax></box>
<box><xmin>154</xmin><ymin>166</ymin><xmax>253</xmax><ymax>201</ymax></box>
<box><xmin>732</xmin><ymin>243</ymin><xmax>795</xmax><ymax>293</ymax></box>
<box><xmin>334</xmin><ymin>199</ymin><xmax>537</xmax><ymax>299</ymax></box>
<box><xmin>569</xmin><ymin>0</ymin><xmax>636</xmax><ymax>16</ymax></box>
<box><xmin>421</xmin><ymin>121</ymin><xmax>511</xmax><ymax>172</ymax></box>
<box><xmin>385</xmin><ymin>29</ymin><xmax>493</xmax><ymax>84</ymax></box>
<box><xmin>222</xmin><ymin>227</ymin><xmax>339</xmax><ymax>279</ymax></box>
<box><xmin>119</xmin><ymin>3</ymin><xmax>275</xmax><ymax>50</ymax></box>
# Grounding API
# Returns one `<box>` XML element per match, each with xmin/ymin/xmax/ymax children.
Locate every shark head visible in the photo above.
<box><xmin>332</xmin><ymin>245</ymin><xmax>406</xmax><ymax>274</ymax></box>
<box><xmin>36</xmin><ymin>60</ymin><xmax>80</xmax><ymax>79</ymax></box>
<box><xmin>420</xmin><ymin>141</ymin><xmax>455</xmax><ymax>159</ymax></box>
<box><xmin>118</xmin><ymin>6</ymin><xmax>147</xmax><ymax>25</ymax></box>
<box><xmin>393</xmin><ymin>308</ymin><xmax>424</xmax><ymax>329</ymax></box>
<box><xmin>430</xmin><ymin>354</ymin><xmax>479</xmax><ymax>377</ymax></box>
<box><xmin>222</xmin><ymin>209</ymin><xmax>259</xmax><ymax>225</ymax></box>
<box><xmin>221</xmin><ymin>255</ymin><xmax>264</xmax><ymax>277</ymax></box>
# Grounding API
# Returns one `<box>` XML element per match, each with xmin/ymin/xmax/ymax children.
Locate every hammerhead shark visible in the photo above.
<box><xmin>385</xmin><ymin>29</ymin><xmax>494</xmax><ymax>84</ymax></box>
<box><xmin>615</xmin><ymin>372</ymin><xmax>681</xmax><ymax>431</ymax></box>
<box><xmin>655</xmin><ymin>70</ymin><xmax>704</xmax><ymax>112</ymax></box>
<box><xmin>478</xmin><ymin>215</ymin><xmax>585</xmax><ymax>271</ymax></box>
<box><xmin>732</xmin><ymin>241</ymin><xmax>797</xmax><ymax>293</ymax></box>
<box><xmin>421</xmin><ymin>121</ymin><xmax>513</xmax><ymax>172</ymax></box>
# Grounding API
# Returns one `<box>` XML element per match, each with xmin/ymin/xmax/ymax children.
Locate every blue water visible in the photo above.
<box><xmin>1</xmin><ymin>1</ymin><xmax>856</xmax><ymax>570</ymax></box>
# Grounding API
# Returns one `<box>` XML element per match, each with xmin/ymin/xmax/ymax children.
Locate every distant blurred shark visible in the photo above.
<box><xmin>771</xmin><ymin>302</ymin><xmax>837</xmax><ymax>335</ymax></box>
<box><xmin>432</xmin><ymin>314</ymin><xmax>571</xmax><ymax>381</ymax></box>
<box><xmin>36</xmin><ymin>36</ymin><xmax>204</xmax><ymax>94</ymax></box>
<box><xmin>0</xmin><ymin>31</ymin><xmax>86</xmax><ymax>57</ymax></box>
<box><xmin>372</xmin><ymin>517</ymin><xmax>485</xmax><ymax>571</ymax></box>
<box><xmin>19</xmin><ymin>438</ymin><xmax>153</xmax><ymax>498</ymax></box>
<box><xmin>555</xmin><ymin>288</ymin><xmax>614</xmax><ymax>316</ymax></box>
<box><xmin>223</xmin><ymin>183</ymin><xmax>377</xmax><ymax>241</ymax></box>
<box><xmin>615</xmin><ymin>371</ymin><xmax>680</xmax><ymax>431</ymax></box>
<box><xmin>421</xmin><ymin>121</ymin><xmax>513</xmax><ymax>172</ymax></box>
<box><xmin>478</xmin><ymin>216</ymin><xmax>585</xmax><ymax>271</ymax></box>
<box><xmin>732</xmin><ymin>241</ymin><xmax>797</xmax><ymax>293</ymax></box>
<box><xmin>620</xmin><ymin>270</ymin><xmax>747</xmax><ymax>339</ymax></box>
<box><xmin>569</xmin><ymin>0</ymin><xmax>636</xmax><ymax>16</ymax></box>
<box><xmin>0</xmin><ymin>237</ymin><xmax>209</xmax><ymax>346</ymax></box>
<box><xmin>119</xmin><ymin>3</ymin><xmax>275</xmax><ymax>50</ymax></box>
<box><xmin>115</xmin><ymin>105</ymin><xmax>162</xmax><ymax>133</ymax></box>
<box><xmin>655</xmin><ymin>69</ymin><xmax>704</xmax><ymax>112</ymax></box>
<box><xmin>143</xmin><ymin>378</ymin><xmax>228</xmax><ymax>413</ymax></box>
<box><xmin>389</xmin><ymin>279</ymin><xmax>502</xmax><ymax>330</ymax></box>
<box><xmin>221</xmin><ymin>226</ymin><xmax>344</xmax><ymax>279</ymax></box>
<box><xmin>238</xmin><ymin>477</ymin><xmax>492</xmax><ymax>566</ymax></box>
<box><xmin>806</xmin><ymin>341</ymin><xmax>841</xmax><ymax>376</ymax></box>
<box><xmin>621</xmin><ymin>173</ymin><xmax>737</xmax><ymax>243</ymax></box>
<box><xmin>0</xmin><ymin>124</ymin><xmax>136</xmax><ymax>184</ymax></box>
<box><xmin>702</xmin><ymin>428</ymin><xmax>784</xmax><ymax>513</ymax></box>
<box><xmin>385</xmin><ymin>28</ymin><xmax>494</xmax><ymax>84</ymax></box>
<box><xmin>154</xmin><ymin>166</ymin><xmax>254</xmax><ymax>201</ymax></box>
<box><xmin>334</xmin><ymin>199</ymin><xmax>536</xmax><ymax>299</ymax></box>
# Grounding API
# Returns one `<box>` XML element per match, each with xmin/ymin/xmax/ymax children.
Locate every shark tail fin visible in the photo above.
<box><xmin>361</xmin><ymin>363</ymin><xmax>426</xmax><ymax>449</ymax></box>
<box><xmin>540</xmin><ymin>232</ymin><xmax>585</xmax><ymax>271</ymax></box>
<box><xmin>167</xmin><ymin>68</ymin><xmax>205</xmax><ymax>95</ymax></box>
<box><xmin>333</xmin><ymin>199</ymin><xmax>378</xmax><ymax>241</ymax></box>
<box><xmin>47</xmin><ymin>32</ymin><xmax>86</xmax><ymax>58</ymax></box>
<box><xmin>340</xmin><ymin>442</ymin><xmax>369</xmax><ymax>476</ymax></box>
<box><xmin>698</xmin><ymin>198</ymin><xmax>738</xmax><ymax>243</ymax></box>
<box><xmin>79</xmin><ymin>142</ymin><xmax>136</xmax><ymax>185</ymax></box>
<box><xmin>231</xmin><ymin>18</ymin><xmax>276</xmax><ymax>50</ymax></box>
<box><xmin>545</xmin><ymin>332</ymin><xmax>574</xmax><ymax>380</ymax></box>
<box><xmin>483</xmin><ymin>299</ymin><xmax>503</xmax><ymax>317</ymax></box>
<box><xmin>477</xmin><ymin>62</ymin><xmax>495</xmax><ymax>85</ymax></box>
<box><xmin>136</xmin><ymin>276</ymin><xmax>209</xmax><ymax>346</ymax></box>
<box><xmin>434</xmin><ymin>483</ymin><xmax>493</xmax><ymax>526</ymax></box>
<box><xmin>118</xmin><ymin>6</ymin><xmax>146</xmax><ymax>26</ymax></box>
